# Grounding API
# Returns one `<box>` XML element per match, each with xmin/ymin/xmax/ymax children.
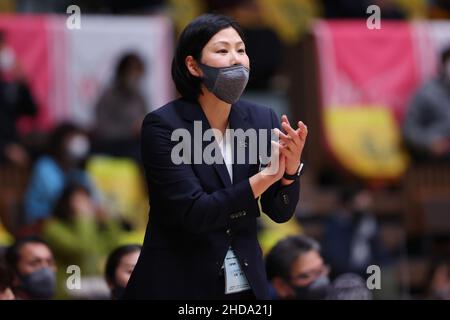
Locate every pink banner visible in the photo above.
<box><xmin>314</xmin><ymin>20</ymin><xmax>432</xmax><ymax>122</ymax></box>
<box><xmin>312</xmin><ymin>20</ymin><xmax>445</xmax><ymax>179</ymax></box>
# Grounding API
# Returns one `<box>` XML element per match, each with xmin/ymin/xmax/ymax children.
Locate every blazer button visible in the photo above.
<box><xmin>244</xmin><ymin>262</ymin><xmax>249</xmax><ymax>267</ymax></box>
<box><xmin>226</xmin><ymin>228</ymin><xmax>232</xmax><ymax>236</ymax></box>
<box><xmin>282</xmin><ymin>194</ymin><xmax>290</xmax><ymax>205</ymax></box>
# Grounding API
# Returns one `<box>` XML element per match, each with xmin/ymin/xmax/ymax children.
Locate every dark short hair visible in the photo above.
<box><xmin>171</xmin><ymin>14</ymin><xmax>245</xmax><ymax>102</ymax></box>
<box><xmin>47</xmin><ymin>122</ymin><xmax>86</xmax><ymax>160</ymax></box>
<box><xmin>53</xmin><ymin>183</ymin><xmax>91</xmax><ymax>221</ymax></box>
<box><xmin>105</xmin><ymin>244</ymin><xmax>142</xmax><ymax>285</ymax></box>
<box><xmin>5</xmin><ymin>236</ymin><xmax>50</xmax><ymax>272</ymax></box>
<box><xmin>265</xmin><ymin>235</ymin><xmax>321</xmax><ymax>281</ymax></box>
<box><xmin>115</xmin><ymin>52</ymin><xmax>145</xmax><ymax>81</ymax></box>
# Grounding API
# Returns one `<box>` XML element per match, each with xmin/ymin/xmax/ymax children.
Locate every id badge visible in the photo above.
<box><xmin>224</xmin><ymin>248</ymin><xmax>250</xmax><ymax>294</ymax></box>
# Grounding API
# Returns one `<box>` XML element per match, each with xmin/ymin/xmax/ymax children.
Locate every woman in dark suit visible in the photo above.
<box><xmin>124</xmin><ymin>14</ymin><xmax>308</xmax><ymax>300</ymax></box>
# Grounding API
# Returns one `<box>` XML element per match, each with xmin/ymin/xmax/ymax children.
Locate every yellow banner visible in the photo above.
<box><xmin>324</xmin><ymin>106</ymin><xmax>409</xmax><ymax>180</ymax></box>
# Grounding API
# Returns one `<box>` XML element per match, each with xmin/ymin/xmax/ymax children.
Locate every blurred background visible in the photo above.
<box><xmin>1</xmin><ymin>0</ymin><xmax>450</xmax><ymax>300</ymax></box>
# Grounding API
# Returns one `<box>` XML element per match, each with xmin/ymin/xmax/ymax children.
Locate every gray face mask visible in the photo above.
<box><xmin>66</xmin><ymin>135</ymin><xmax>90</xmax><ymax>162</ymax></box>
<box><xmin>292</xmin><ymin>275</ymin><xmax>330</xmax><ymax>300</ymax></box>
<box><xmin>19</xmin><ymin>267</ymin><xmax>56</xmax><ymax>300</ymax></box>
<box><xmin>199</xmin><ymin>62</ymin><xmax>249</xmax><ymax>104</ymax></box>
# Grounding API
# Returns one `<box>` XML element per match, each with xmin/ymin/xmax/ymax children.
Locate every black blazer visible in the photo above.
<box><xmin>124</xmin><ymin>98</ymin><xmax>300</xmax><ymax>300</ymax></box>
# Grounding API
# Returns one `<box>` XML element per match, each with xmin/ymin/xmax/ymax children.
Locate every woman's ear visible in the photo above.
<box><xmin>185</xmin><ymin>56</ymin><xmax>202</xmax><ymax>77</ymax></box>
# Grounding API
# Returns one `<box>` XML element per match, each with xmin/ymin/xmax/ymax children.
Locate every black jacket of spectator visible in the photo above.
<box><xmin>0</xmin><ymin>79</ymin><xmax>37</xmax><ymax>162</ymax></box>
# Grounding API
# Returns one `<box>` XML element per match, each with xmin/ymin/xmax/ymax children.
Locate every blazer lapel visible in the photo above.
<box><xmin>178</xmin><ymin>99</ymin><xmax>232</xmax><ymax>188</ymax></box>
<box><xmin>209</xmin><ymin>138</ymin><xmax>232</xmax><ymax>188</ymax></box>
<box><xmin>229</xmin><ymin>102</ymin><xmax>252</xmax><ymax>184</ymax></box>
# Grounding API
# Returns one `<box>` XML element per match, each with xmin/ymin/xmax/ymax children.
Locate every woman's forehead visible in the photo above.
<box><xmin>208</xmin><ymin>27</ymin><xmax>244</xmax><ymax>45</ymax></box>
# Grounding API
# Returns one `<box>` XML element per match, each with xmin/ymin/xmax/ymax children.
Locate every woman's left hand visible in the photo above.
<box><xmin>275</xmin><ymin>115</ymin><xmax>308</xmax><ymax>176</ymax></box>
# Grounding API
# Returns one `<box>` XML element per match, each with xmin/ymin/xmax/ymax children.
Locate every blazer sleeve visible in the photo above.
<box><xmin>259</xmin><ymin>109</ymin><xmax>301</xmax><ymax>223</ymax></box>
<box><xmin>141</xmin><ymin>112</ymin><xmax>260</xmax><ymax>234</ymax></box>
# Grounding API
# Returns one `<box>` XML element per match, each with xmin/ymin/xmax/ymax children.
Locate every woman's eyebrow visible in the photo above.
<box><xmin>213</xmin><ymin>40</ymin><xmax>244</xmax><ymax>46</ymax></box>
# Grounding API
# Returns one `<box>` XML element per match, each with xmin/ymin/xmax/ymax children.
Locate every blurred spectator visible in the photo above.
<box><xmin>403</xmin><ymin>46</ymin><xmax>450</xmax><ymax>162</ymax></box>
<box><xmin>321</xmin><ymin>185</ymin><xmax>389</xmax><ymax>280</ymax></box>
<box><xmin>241</xmin><ymin>27</ymin><xmax>283</xmax><ymax>90</ymax></box>
<box><xmin>322</xmin><ymin>0</ymin><xmax>405</xmax><ymax>19</ymax></box>
<box><xmin>41</xmin><ymin>183</ymin><xmax>121</xmax><ymax>298</ymax></box>
<box><xmin>265</xmin><ymin>235</ymin><xmax>330</xmax><ymax>300</ymax></box>
<box><xmin>105</xmin><ymin>244</ymin><xmax>141</xmax><ymax>300</ymax></box>
<box><xmin>426</xmin><ymin>256</ymin><xmax>450</xmax><ymax>300</ymax></box>
<box><xmin>0</xmin><ymin>256</ymin><xmax>15</xmax><ymax>300</ymax></box>
<box><xmin>373</xmin><ymin>0</ymin><xmax>407</xmax><ymax>19</ymax></box>
<box><xmin>325</xmin><ymin>273</ymin><xmax>372</xmax><ymax>300</ymax></box>
<box><xmin>322</xmin><ymin>0</ymin><xmax>370</xmax><ymax>18</ymax></box>
<box><xmin>5</xmin><ymin>236</ymin><xmax>57</xmax><ymax>300</ymax></box>
<box><xmin>23</xmin><ymin>123</ymin><xmax>99</xmax><ymax>226</ymax></box>
<box><xmin>0</xmin><ymin>30</ymin><xmax>38</xmax><ymax>167</ymax></box>
<box><xmin>93</xmin><ymin>52</ymin><xmax>148</xmax><ymax>162</ymax></box>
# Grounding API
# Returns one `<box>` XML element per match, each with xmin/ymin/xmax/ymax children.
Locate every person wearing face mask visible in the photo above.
<box><xmin>321</xmin><ymin>185</ymin><xmax>389</xmax><ymax>280</ymax></box>
<box><xmin>124</xmin><ymin>14</ymin><xmax>308</xmax><ymax>300</ymax></box>
<box><xmin>5</xmin><ymin>236</ymin><xmax>57</xmax><ymax>300</ymax></box>
<box><xmin>22</xmin><ymin>123</ymin><xmax>101</xmax><ymax>230</ymax></box>
<box><xmin>105</xmin><ymin>244</ymin><xmax>141</xmax><ymax>300</ymax></box>
<box><xmin>403</xmin><ymin>45</ymin><xmax>450</xmax><ymax>162</ymax></box>
<box><xmin>265</xmin><ymin>235</ymin><xmax>330</xmax><ymax>300</ymax></box>
<box><xmin>93</xmin><ymin>52</ymin><xmax>148</xmax><ymax>163</ymax></box>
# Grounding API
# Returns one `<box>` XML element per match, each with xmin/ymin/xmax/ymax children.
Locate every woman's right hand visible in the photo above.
<box><xmin>249</xmin><ymin>140</ymin><xmax>286</xmax><ymax>199</ymax></box>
